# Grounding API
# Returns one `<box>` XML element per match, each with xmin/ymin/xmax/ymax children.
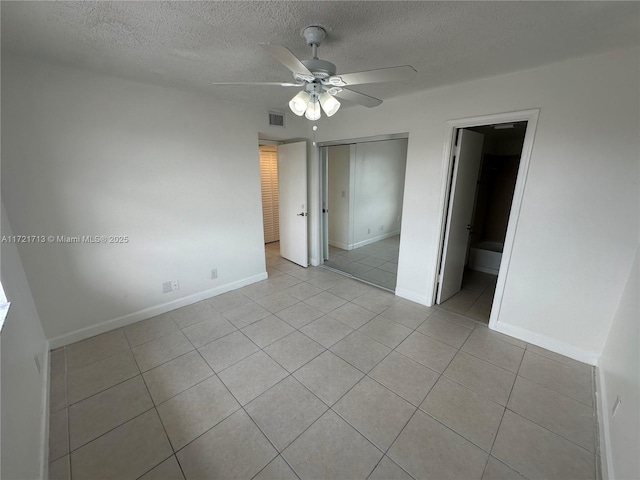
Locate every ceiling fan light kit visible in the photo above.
<box><xmin>319</xmin><ymin>92</ymin><xmax>340</xmax><ymax>117</ymax></box>
<box><xmin>289</xmin><ymin>90</ymin><xmax>310</xmax><ymax>116</ymax></box>
<box><xmin>305</xmin><ymin>99</ymin><xmax>321</xmax><ymax>121</ymax></box>
<box><xmin>213</xmin><ymin>25</ymin><xmax>417</xmax><ymax>120</ymax></box>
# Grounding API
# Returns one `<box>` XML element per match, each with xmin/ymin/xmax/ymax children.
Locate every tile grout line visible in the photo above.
<box><xmin>56</xmin><ymin>257</ymin><xmax>394</xmax><ymax>473</ymax></box>
<box><xmin>135</xmin><ymin>359</ymin><xmax>185</xmax><ymax>479</ymax></box>
<box><xmin>154</xmin><ymin>344</ymin><xmax>262</xmax><ymax>472</ymax></box>
<box><xmin>250</xmin><ymin>454</ymin><xmax>301</xmax><ymax>480</ymax></box>
<box><xmin>65</xmin><ymin>337</ymin><xmax>164</xmax><ymax>459</ymax></box>
<box><xmin>201</xmin><ymin>363</ymin><xmax>291</xmax><ymax>478</ymax></box>
<box><xmin>454</xmin><ymin>346</ymin><xmax>523</xmax><ymax>376</ymax></box>
<box><xmin>436</xmin><ymin>331</ymin><xmax>518</xmax><ymax>460</ymax></box>
<box><xmin>184</xmin><ymin>292</ymin><xmax>363</xmax><ymax>469</ymax></box>
<box><xmin>517</xmin><ymin>350</ymin><xmax>596</xmax><ymax>408</ymax></box>
<box><xmin>502</xmin><ymin>405</ymin><xmax>598</xmax><ymax>457</ymax></box>
<box><xmin>235</xmin><ymin>299</ymin><xmax>406</xmax><ymax>476</ymax></box>
<box><xmin>320</xmin><ymin>308</ymin><xmax>461</xmax><ymax>476</ymax></box>
<box><xmin>66</xmin><ymin>368</ymin><xmax>141</xmax><ymax>408</ymax></box>
<box><xmin>390</xmin><ymin>315</ymin><xmax>524</xmax><ymax>469</ymax></box>
<box><xmin>67</xmin><ymin>334</ymin><xmax>214</xmax><ymax>475</ymax></box>
<box><xmin>53</xmin><ymin>247</ymin><xmax>596</xmax><ymax>480</ymax></box>
<box><xmin>365</xmin><ymin>355</ymin><xmax>441</xmax><ymax>407</ymax></box>
<box><xmin>483</xmin><ymin>343</ymin><xmax>523</xmax><ymax>471</ymax></box>
<box><xmin>379</xmin><ymin>406</ymin><xmax>423</xmax><ymax>479</ymax></box>
<box><xmin>486</xmin><ymin>341</ymin><xmax>592</xmax><ymax>479</ymax></box>
<box><xmin>434</xmin><ymin>353</ymin><xmax>597</xmax><ymax>464</ymax></box>
<box><xmin>391</xmin><ymin>330</ymin><xmax>496</xmax><ymax>457</ymax></box>
<box><xmin>365</xmin><ymin>453</ymin><xmax>417</xmax><ymax>480</ymax></box>
<box><xmin>67</xmin><ymin>407</ymin><xmax>158</xmax><ymax>461</ymax></box>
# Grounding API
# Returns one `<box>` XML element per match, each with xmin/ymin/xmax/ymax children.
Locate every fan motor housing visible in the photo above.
<box><xmin>301</xmin><ymin>58</ymin><xmax>337</xmax><ymax>79</ymax></box>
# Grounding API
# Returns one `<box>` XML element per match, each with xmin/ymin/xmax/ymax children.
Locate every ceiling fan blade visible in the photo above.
<box><xmin>259</xmin><ymin>44</ymin><xmax>314</xmax><ymax>77</ymax></box>
<box><xmin>211</xmin><ymin>81</ymin><xmax>304</xmax><ymax>87</ymax></box>
<box><xmin>336</xmin><ymin>65</ymin><xmax>417</xmax><ymax>86</ymax></box>
<box><xmin>334</xmin><ymin>88</ymin><xmax>383</xmax><ymax>108</ymax></box>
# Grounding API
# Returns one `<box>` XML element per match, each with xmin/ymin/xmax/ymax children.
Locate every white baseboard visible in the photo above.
<box><xmin>328</xmin><ymin>240</ymin><xmax>350</xmax><ymax>250</ymax></box>
<box><xmin>595</xmin><ymin>364</ymin><xmax>613</xmax><ymax>479</ymax></box>
<box><xmin>329</xmin><ymin>231</ymin><xmax>400</xmax><ymax>252</ymax></box>
<box><xmin>48</xmin><ymin>273</ymin><xmax>268</xmax><ymax>349</ymax></box>
<box><xmin>40</xmin><ymin>339</ymin><xmax>51</xmax><ymax>480</ymax></box>
<box><xmin>395</xmin><ymin>287</ymin><xmax>432</xmax><ymax>307</ymax></box>
<box><xmin>352</xmin><ymin>231</ymin><xmax>400</xmax><ymax>250</ymax></box>
<box><xmin>492</xmin><ymin>321</ymin><xmax>599</xmax><ymax>365</ymax></box>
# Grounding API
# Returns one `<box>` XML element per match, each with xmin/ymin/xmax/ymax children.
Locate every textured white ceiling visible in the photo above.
<box><xmin>2</xmin><ymin>1</ymin><xmax>639</xmax><ymax>111</ymax></box>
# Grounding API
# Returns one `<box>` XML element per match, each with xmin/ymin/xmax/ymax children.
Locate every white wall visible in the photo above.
<box><xmin>2</xmin><ymin>47</ymin><xmax>637</xmax><ymax>362</ymax></box>
<box><xmin>598</xmin><ymin>245</ymin><xmax>639</xmax><ymax>480</ymax></box>
<box><xmin>315</xmin><ymin>47</ymin><xmax>639</xmax><ymax>362</ymax></box>
<box><xmin>1</xmin><ymin>56</ymin><xmax>307</xmax><ymax>345</ymax></box>
<box><xmin>353</xmin><ymin>139</ymin><xmax>407</xmax><ymax>246</ymax></box>
<box><xmin>327</xmin><ymin>145</ymin><xmax>351</xmax><ymax>249</ymax></box>
<box><xmin>1</xmin><ymin>203</ymin><xmax>49</xmax><ymax>480</ymax></box>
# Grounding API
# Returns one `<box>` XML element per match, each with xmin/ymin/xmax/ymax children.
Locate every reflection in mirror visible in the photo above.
<box><xmin>322</xmin><ymin>138</ymin><xmax>408</xmax><ymax>291</ymax></box>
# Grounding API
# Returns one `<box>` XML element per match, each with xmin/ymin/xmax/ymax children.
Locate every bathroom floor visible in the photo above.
<box><xmin>439</xmin><ymin>269</ymin><xmax>498</xmax><ymax>324</ymax></box>
<box><xmin>48</xmin><ymin>245</ymin><xmax>599</xmax><ymax>480</ymax></box>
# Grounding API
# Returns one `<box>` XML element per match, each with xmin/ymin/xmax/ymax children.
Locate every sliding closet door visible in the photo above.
<box><xmin>260</xmin><ymin>145</ymin><xmax>280</xmax><ymax>243</ymax></box>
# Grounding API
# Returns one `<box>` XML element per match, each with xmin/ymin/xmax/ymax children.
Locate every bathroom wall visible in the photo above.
<box><xmin>474</xmin><ymin>155</ymin><xmax>521</xmax><ymax>244</ymax></box>
<box><xmin>470</xmin><ymin>127</ymin><xmax>525</xmax><ymax>246</ymax></box>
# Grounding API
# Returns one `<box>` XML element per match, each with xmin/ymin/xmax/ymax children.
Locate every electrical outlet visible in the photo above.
<box><xmin>379</xmin><ymin>225</ymin><xmax>384</xmax><ymax>232</ymax></box>
<box><xmin>34</xmin><ymin>354</ymin><xmax>41</xmax><ymax>375</ymax></box>
<box><xmin>163</xmin><ymin>280</ymin><xmax>179</xmax><ymax>293</ymax></box>
<box><xmin>211</xmin><ymin>268</ymin><xmax>218</xmax><ymax>279</ymax></box>
<box><xmin>367</xmin><ymin>228</ymin><xmax>371</xmax><ymax>234</ymax></box>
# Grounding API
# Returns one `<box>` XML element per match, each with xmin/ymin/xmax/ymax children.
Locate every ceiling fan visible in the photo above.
<box><xmin>212</xmin><ymin>26</ymin><xmax>417</xmax><ymax>120</ymax></box>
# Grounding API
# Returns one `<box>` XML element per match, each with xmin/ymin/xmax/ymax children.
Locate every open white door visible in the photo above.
<box><xmin>278</xmin><ymin>141</ymin><xmax>308</xmax><ymax>267</ymax></box>
<box><xmin>437</xmin><ymin>129</ymin><xmax>484</xmax><ymax>303</ymax></box>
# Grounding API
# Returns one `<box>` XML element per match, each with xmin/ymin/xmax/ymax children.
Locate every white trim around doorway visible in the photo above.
<box><xmin>433</xmin><ymin>109</ymin><xmax>540</xmax><ymax>331</ymax></box>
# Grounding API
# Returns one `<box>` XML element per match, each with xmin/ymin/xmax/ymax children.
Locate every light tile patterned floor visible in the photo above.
<box><xmin>323</xmin><ymin>235</ymin><xmax>497</xmax><ymax>324</ymax></box>
<box><xmin>440</xmin><ymin>269</ymin><xmax>498</xmax><ymax>324</ymax></box>
<box><xmin>324</xmin><ymin>236</ymin><xmax>400</xmax><ymax>290</ymax></box>
<box><xmin>48</xmin><ymin>244</ymin><xmax>599</xmax><ymax>480</ymax></box>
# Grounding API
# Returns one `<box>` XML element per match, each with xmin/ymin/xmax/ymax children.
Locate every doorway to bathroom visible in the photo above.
<box><xmin>435</xmin><ymin>110</ymin><xmax>538</xmax><ymax>326</ymax></box>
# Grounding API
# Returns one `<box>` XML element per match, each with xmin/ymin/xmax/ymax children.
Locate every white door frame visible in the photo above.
<box><xmin>433</xmin><ymin>109</ymin><xmax>539</xmax><ymax>329</ymax></box>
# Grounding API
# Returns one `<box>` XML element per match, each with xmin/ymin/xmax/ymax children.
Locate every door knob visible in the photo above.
<box><xmin>297</xmin><ymin>212</ymin><xmax>308</xmax><ymax>217</ymax></box>
<box><xmin>466</xmin><ymin>224</ymin><xmax>473</xmax><ymax>230</ymax></box>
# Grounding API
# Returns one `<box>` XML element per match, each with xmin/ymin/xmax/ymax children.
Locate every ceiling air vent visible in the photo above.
<box><xmin>268</xmin><ymin>111</ymin><xmax>285</xmax><ymax>127</ymax></box>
